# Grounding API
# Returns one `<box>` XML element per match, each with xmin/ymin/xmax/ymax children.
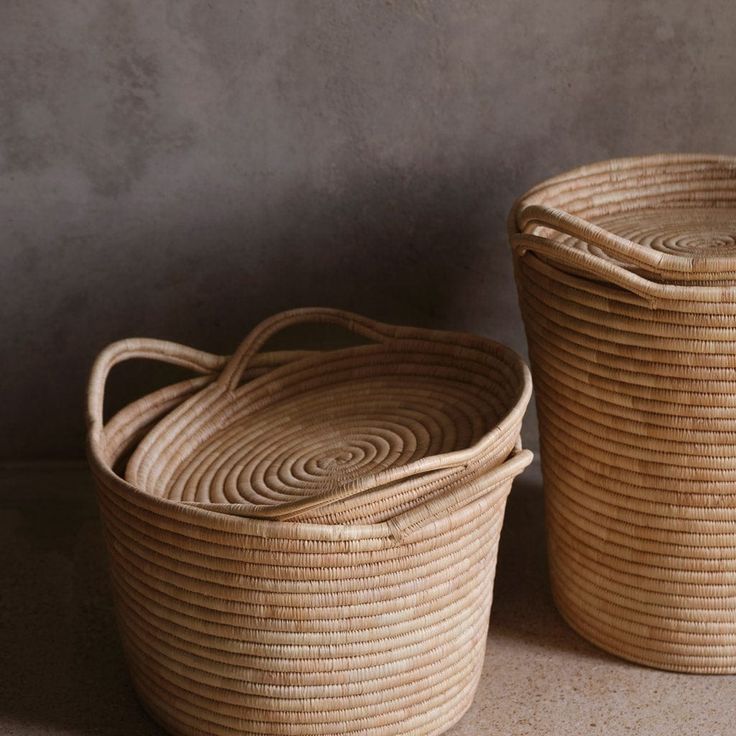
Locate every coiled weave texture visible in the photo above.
<box><xmin>122</xmin><ymin>309</ymin><xmax>529</xmax><ymax>523</ymax></box>
<box><xmin>87</xmin><ymin>309</ymin><xmax>532</xmax><ymax>735</ymax></box>
<box><xmin>510</xmin><ymin>154</ymin><xmax>736</xmax><ymax>673</ymax></box>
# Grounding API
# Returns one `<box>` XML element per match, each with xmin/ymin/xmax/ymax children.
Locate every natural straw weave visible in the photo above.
<box><xmin>123</xmin><ymin>308</ymin><xmax>530</xmax><ymax>523</ymax></box>
<box><xmin>510</xmin><ymin>154</ymin><xmax>736</xmax><ymax>674</ymax></box>
<box><xmin>87</xmin><ymin>308</ymin><xmax>533</xmax><ymax>736</ymax></box>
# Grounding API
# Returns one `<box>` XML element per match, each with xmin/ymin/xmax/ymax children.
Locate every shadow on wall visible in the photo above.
<box><xmin>8</xmin><ymin>157</ymin><xmax>528</xmax><ymax>460</ymax></box>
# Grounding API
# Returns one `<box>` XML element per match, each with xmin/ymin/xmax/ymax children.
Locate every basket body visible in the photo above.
<box><xmin>91</xmin><ymin>456</ymin><xmax>507</xmax><ymax>736</ymax></box>
<box><xmin>87</xmin><ymin>310</ymin><xmax>532</xmax><ymax>735</ymax></box>
<box><xmin>511</xmin><ymin>154</ymin><xmax>736</xmax><ymax>673</ymax></box>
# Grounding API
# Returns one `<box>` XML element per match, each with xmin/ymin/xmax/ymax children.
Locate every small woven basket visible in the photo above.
<box><xmin>510</xmin><ymin>154</ymin><xmax>736</xmax><ymax>673</ymax></box>
<box><xmin>87</xmin><ymin>308</ymin><xmax>532</xmax><ymax>736</ymax></box>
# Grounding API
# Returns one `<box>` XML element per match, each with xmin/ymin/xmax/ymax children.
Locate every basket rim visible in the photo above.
<box><xmin>120</xmin><ymin>312</ymin><xmax>532</xmax><ymax>519</ymax></box>
<box><xmin>87</xmin><ymin>310</ymin><xmax>532</xmax><ymax>535</ymax></box>
<box><xmin>509</xmin><ymin>154</ymin><xmax>736</xmax><ymax>304</ymax></box>
<box><xmin>88</xmin><ymin>425</ymin><xmax>532</xmax><ymax>542</ymax></box>
<box><xmin>516</xmin><ymin>152</ymin><xmax>736</xmax><ymax>200</ymax></box>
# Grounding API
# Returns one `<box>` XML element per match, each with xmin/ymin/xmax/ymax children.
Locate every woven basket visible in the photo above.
<box><xmin>510</xmin><ymin>153</ymin><xmax>736</xmax><ymax>673</ymax></box>
<box><xmin>86</xmin><ymin>308</ymin><xmax>533</xmax><ymax>735</ymax></box>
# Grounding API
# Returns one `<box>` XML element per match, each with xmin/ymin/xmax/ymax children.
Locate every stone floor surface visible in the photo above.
<box><xmin>1</xmin><ymin>462</ymin><xmax>733</xmax><ymax>735</ymax></box>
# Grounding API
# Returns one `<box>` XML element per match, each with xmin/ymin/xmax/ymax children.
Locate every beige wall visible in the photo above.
<box><xmin>2</xmin><ymin>0</ymin><xmax>735</xmax><ymax>459</ymax></box>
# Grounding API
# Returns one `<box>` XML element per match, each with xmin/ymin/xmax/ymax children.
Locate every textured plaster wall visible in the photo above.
<box><xmin>2</xmin><ymin>0</ymin><xmax>736</xmax><ymax>460</ymax></box>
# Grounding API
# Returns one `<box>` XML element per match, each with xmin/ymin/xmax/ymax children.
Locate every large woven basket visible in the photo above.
<box><xmin>510</xmin><ymin>154</ymin><xmax>736</xmax><ymax>673</ymax></box>
<box><xmin>86</xmin><ymin>308</ymin><xmax>532</xmax><ymax>735</ymax></box>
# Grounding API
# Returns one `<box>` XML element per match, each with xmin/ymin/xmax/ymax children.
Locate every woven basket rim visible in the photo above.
<box><xmin>509</xmin><ymin>153</ymin><xmax>736</xmax><ymax>301</ymax></box>
<box><xmin>87</xmin><ymin>308</ymin><xmax>532</xmax><ymax>535</ymax></box>
<box><xmin>87</xmin><ymin>416</ymin><xmax>532</xmax><ymax>542</ymax></box>
<box><xmin>518</xmin><ymin>153</ymin><xmax>736</xmax><ymax>197</ymax></box>
<box><xmin>117</xmin><ymin>309</ymin><xmax>532</xmax><ymax>520</ymax></box>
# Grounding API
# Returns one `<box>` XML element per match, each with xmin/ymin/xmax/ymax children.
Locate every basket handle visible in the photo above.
<box><xmin>517</xmin><ymin>204</ymin><xmax>672</xmax><ymax>272</ymax></box>
<box><xmin>511</xmin><ymin>203</ymin><xmax>677</xmax><ymax>305</ymax></box>
<box><xmin>217</xmin><ymin>307</ymin><xmax>401</xmax><ymax>391</ymax></box>
<box><xmin>387</xmin><ymin>447</ymin><xmax>533</xmax><ymax>544</ymax></box>
<box><xmin>87</xmin><ymin>338</ymin><xmax>227</xmax><ymax>442</ymax></box>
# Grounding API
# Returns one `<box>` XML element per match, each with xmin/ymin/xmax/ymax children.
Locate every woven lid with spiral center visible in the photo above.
<box><xmin>517</xmin><ymin>154</ymin><xmax>736</xmax><ymax>286</ymax></box>
<box><xmin>555</xmin><ymin>207</ymin><xmax>736</xmax><ymax>284</ymax></box>
<box><xmin>124</xmin><ymin>310</ymin><xmax>530</xmax><ymax>522</ymax></box>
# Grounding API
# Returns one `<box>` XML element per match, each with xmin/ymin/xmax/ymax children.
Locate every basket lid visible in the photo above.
<box><xmin>514</xmin><ymin>154</ymin><xmax>736</xmax><ymax>286</ymax></box>
<box><xmin>123</xmin><ymin>308</ymin><xmax>531</xmax><ymax>521</ymax></box>
<box><xmin>554</xmin><ymin>207</ymin><xmax>736</xmax><ymax>284</ymax></box>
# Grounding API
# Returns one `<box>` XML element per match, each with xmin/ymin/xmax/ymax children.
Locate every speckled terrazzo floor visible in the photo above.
<box><xmin>1</xmin><ymin>462</ymin><xmax>733</xmax><ymax>736</ymax></box>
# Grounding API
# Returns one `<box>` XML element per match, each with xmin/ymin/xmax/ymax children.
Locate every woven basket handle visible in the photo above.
<box><xmin>511</xmin><ymin>203</ymin><xmax>677</xmax><ymax>305</ymax></box>
<box><xmin>387</xmin><ymin>446</ymin><xmax>533</xmax><ymax>544</ymax></box>
<box><xmin>87</xmin><ymin>338</ymin><xmax>227</xmax><ymax>441</ymax></box>
<box><xmin>218</xmin><ymin>307</ymin><xmax>400</xmax><ymax>391</ymax></box>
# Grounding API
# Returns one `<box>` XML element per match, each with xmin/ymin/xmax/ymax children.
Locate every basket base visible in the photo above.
<box><xmin>549</xmin><ymin>580</ymin><xmax>736</xmax><ymax>675</ymax></box>
<box><xmin>128</xmin><ymin>662</ymin><xmax>485</xmax><ymax>736</ymax></box>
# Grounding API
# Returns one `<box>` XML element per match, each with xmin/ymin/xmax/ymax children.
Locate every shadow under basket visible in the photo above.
<box><xmin>86</xmin><ymin>308</ymin><xmax>533</xmax><ymax>736</ymax></box>
<box><xmin>510</xmin><ymin>153</ymin><xmax>736</xmax><ymax>674</ymax></box>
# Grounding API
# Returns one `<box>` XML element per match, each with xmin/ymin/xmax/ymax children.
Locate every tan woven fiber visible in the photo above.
<box><xmin>121</xmin><ymin>308</ymin><xmax>531</xmax><ymax>523</ymax></box>
<box><xmin>510</xmin><ymin>153</ymin><xmax>736</xmax><ymax>674</ymax></box>
<box><xmin>86</xmin><ymin>308</ymin><xmax>532</xmax><ymax>735</ymax></box>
